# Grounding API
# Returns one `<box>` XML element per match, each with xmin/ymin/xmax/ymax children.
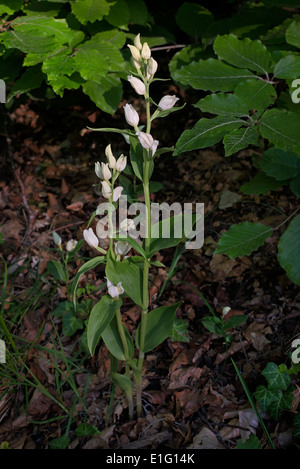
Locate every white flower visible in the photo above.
<box><xmin>83</xmin><ymin>228</ymin><xmax>98</xmax><ymax>248</ymax></box>
<box><xmin>115</xmin><ymin>154</ymin><xmax>127</xmax><ymax>172</ymax></box>
<box><xmin>66</xmin><ymin>239</ymin><xmax>77</xmax><ymax>252</ymax></box>
<box><xmin>128</xmin><ymin>44</ymin><xmax>141</xmax><ymax>61</ymax></box>
<box><xmin>158</xmin><ymin>95</ymin><xmax>179</xmax><ymax>111</ymax></box>
<box><xmin>95</xmin><ymin>161</ymin><xmax>102</xmax><ymax>179</ymax></box>
<box><xmin>101</xmin><ymin>180</ymin><xmax>112</xmax><ymax>199</ymax></box>
<box><xmin>128</xmin><ymin>75</ymin><xmax>146</xmax><ymax>95</ymax></box>
<box><xmin>112</xmin><ymin>186</ymin><xmax>123</xmax><ymax>202</ymax></box>
<box><xmin>106</xmin><ymin>278</ymin><xmax>124</xmax><ymax>298</ymax></box>
<box><xmin>105</xmin><ymin>144</ymin><xmax>116</xmax><ymax>168</ymax></box>
<box><xmin>101</xmin><ymin>162</ymin><xmax>112</xmax><ymax>180</ymax></box>
<box><xmin>123</xmin><ymin>103</ymin><xmax>139</xmax><ymax>127</ymax></box>
<box><xmin>114</xmin><ymin>241</ymin><xmax>131</xmax><ymax>257</ymax></box>
<box><xmin>131</xmin><ymin>58</ymin><xmax>141</xmax><ymax>70</ymax></box>
<box><xmin>134</xmin><ymin>33</ymin><xmax>142</xmax><ymax>50</ymax></box>
<box><xmin>120</xmin><ymin>218</ymin><xmax>136</xmax><ymax>232</ymax></box>
<box><xmin>137</xmin><ymin>132</ymin><xmax>159</xmax><ymax>156</ymax></box>
<box><xmin>147</xmin><ymin>57</ymin><xmax>158</xmax><ymax>77</ymax></box>
<box><xmin>141</xmin><ymin>42</ymin><xmax>151</xmax><ymax>60</ymax></box>
<box><xmin>222</xmin><ymin>306</ymin><xmax>231</xmax><ymax>316</ymax></box>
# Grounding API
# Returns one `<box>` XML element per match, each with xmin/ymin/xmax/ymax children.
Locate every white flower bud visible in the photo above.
<box><xmin>222</xmin><ymin>306</ymin><xmax>231</xmax><ymax>316</ymax></box>
<box><xmin>141</xmin><ymin>42</ymin><xmax>151</xmax><ymax>60</ymax></box>
<box><xmin>134</xmin><ymin>33</ymin><xmax>142</xmax><ymax>50</ymax></box>
<box><xmin>105</xmin><ymin>144</ymin><xmax>116</xmax><ymax>168</ymax></box>
<box><xmin>128</xmin><ymin>44</ymin><xmax>141</xmax><ymax>61</ymax></box>
<box><xmin>137</xmin><ymin>131</ymin><xmax>154</xmax><ymax>149</ymax></box>
<box><xmin>123</xmin><ymin>103</ymin><xmax>139</xmax><ymax>127</ymax></box>
<box><xmin>115</xmin><ymin>154</ymin><xmax>127</xmax><ymax>172</ymax></box>
<box><xmin>158</xmin><ymin>94</ymin><xmax>180</xmax><ymax>111</ymax></box>
<box><xmin>95</xmin><ymin>161</ymin><xmax>102</xmax><ymax>179</ymax></box>
<box><xmin>128</xmin><ymin>75</ymin><xmax>146</xmax><ymax>95</ymax></box>
<box><xmin>147</xmin><ymin>57</ymin><xmax>158</xmax><ymax>77</ymax></box>
<box><xmin>101</xmin><ymin>180</ymin><xmax>112</xmax><ymax>199</ymax></box>
<box><xmin>101</xmin><ymin>162</ymin><xmax>112</xmax><ymax>180</ymax></box>
<box><xmin>66</xmin><ymin>239</ymin><xmax>77</xmax><ymax>252</ymax></box>
<box><xmin>83</xmin><ymin>228</ymin><xmax>98</xmax><ymax>248</ymax></box>
<box><xmin>52</xmin><ymin>231</ymin><xmax>62</xmax><ymax>246</ymax></box>
<box><xmin>151</xmin><ymin>139</ymin><xmax>159</xmax><ymax>157</ymax></box>
<box><xmin>131</xmin><ymin>57</ymin><xmax>141</xmax><ymax>70</ymax></box>
<box><xmin>112</xmin><ymin>186</ymin><xmax>123</xmax><ymax>202</ymax></box>
<box><xmin>114</xmin><ymin>241</ymin><xmax>131</xmax><ymax>257</ymax></box>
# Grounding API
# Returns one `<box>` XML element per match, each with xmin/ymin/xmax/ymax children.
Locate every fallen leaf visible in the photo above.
<box><xmin>187</xmin><ymin>426</ymin><xmax>225</xmax><ymax>449</ymax></box>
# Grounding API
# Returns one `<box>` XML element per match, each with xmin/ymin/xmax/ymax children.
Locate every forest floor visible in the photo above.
<box><xmin>0</xmin><ymin>76</ymin><xmax>300</xmax><ymax>450</ymax></box>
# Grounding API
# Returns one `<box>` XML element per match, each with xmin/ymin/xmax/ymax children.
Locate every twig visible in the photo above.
<box><xmin>14</xmin><ymin>166</ymin><xmax>37</xmax><ymax>242</ymax></box>
<box><xmin>151</xmin><ymin>44</ymin><xmax>186</xmax><ymax>52</ymax></box>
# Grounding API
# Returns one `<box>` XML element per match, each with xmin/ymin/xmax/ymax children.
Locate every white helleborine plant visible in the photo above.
<box><xmin>81</xmin><ymin>32</ymin><xmax>183</xmax><ymax>421</ymax></box>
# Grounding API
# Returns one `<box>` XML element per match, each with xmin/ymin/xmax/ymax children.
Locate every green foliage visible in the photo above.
<box><xmin>0</xmin><ymin>0</ymin><xmax>172</xmax><ymax>112</ymax></box>
<box><xmin>235</xmin><ymin>432</ymin><xmax>262</xmax><ymax>449</ymax></box>
<box><xmin>201</xmin><ymin>312</ymin><xmax>247</xmax><ymax>344</ymax></box>
<box><xmin>254</xmin><ymin>362</ymin><xmax>294</xmax><ymax>420</ymax></box>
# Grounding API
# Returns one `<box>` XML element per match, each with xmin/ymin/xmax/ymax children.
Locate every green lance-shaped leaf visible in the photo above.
<box><xmin>71</xmin><ymin>256</ymin><xmax>106</xmax><ymax>309</ymax></box>
<box><xmin>214</xmin><ymin>222</ymin><xmax>273</xmax><ymax>258</ymax></box>
<box><xmin>172</xmin><ymin>58</ymin><xmax>257</xmax><ymax>92</ymax></box>
<box><xmin>174</xmin><ymin>115</ymin><xmax>243</xmax><ymax>156</ymax></box>
<box><xmin>101</xmin><ymin>315</ymin><xmax>134</xmax><ymax>360</ymax></box>
<box><xmin>105</xmin><ymin>254</ymin><xmax>143</xmax><ymax>307</ymax></box>
<box><xmin>274</xmin><ymin>54</ymin><xmax>300</xmax><ymax>79</ymax></box>
<box><xmin>87</xmin><ymin>295</ymin><xmax>122</xmax><ymax>355</ymax></box>
<box><xmin>259</xmin><ymin>109</ymin><xmax>300</xmax><ymax>154</ymax></box>
<box><xmin>259</xmin><ymin>148</ymin><xmax>300</xmax><ymax>181</ymax></box>
<box><xmin>7</xmin><ymin>65</ymin><xmax>45</xmax><ymax>102</ymax></box>
<box><xmin>46</xmin><ymin>260</ymin><xmax>68</xmax><ymax>282</ymax></box>
<box><xmin>213</xmin><ymin>34</ymin><xmax>273</xmax><ymax>75</ymax></box>
<box><xmin>278</xmin><ymin>214</ymin><xmax>300</xmax><ymax>286</ymax></box>
<box><xmin>223</xmin><ymin>126</ymin><xmax>258</xmax><ymax>156</ymax></box>
<box><xmin>112</xmin><ymin>372</ymin><xmax>133</xmax><ymax>402</ymax></box>
<box><xmin>136</xmin><ymin>302</ymin><xmax>181</xmax><ymax>353</ymax></box>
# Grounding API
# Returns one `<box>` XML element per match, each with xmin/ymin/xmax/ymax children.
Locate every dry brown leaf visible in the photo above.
<box><xmin>187</xmin><ymin>426</ymin><xmax>225</xmax><ymax>449</ymax></box>
<box><xmin>169</xmin><ymin>366</ymin><xmax>203</xmax><ymax>390</ymax></box>
<box><xmin>174</xmin><ymin>389</ymin><xmax>202</xmax><ymax>418</ymax></box>
<box><xmin>243</xmin><ymin>322</ymin><xmax>272</xmax><ymax>351</ymax></box>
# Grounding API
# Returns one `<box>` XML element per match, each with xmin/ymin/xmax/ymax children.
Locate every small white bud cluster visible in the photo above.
<box><xmin>95</xmin><ymin>144</ymin><xmax>127</xmax><ymax>202</ymax></box>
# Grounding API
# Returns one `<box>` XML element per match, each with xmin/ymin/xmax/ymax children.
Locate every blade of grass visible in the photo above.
<box><xmin>231</xmin><ymin>358</ymin><xmax>275</xmax><ymax>449</ymax></box>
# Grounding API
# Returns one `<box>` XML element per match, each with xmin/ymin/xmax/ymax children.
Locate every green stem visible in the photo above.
<box><xmin>115</xmin><ymin>307</ymin><xmax>134</xmax><ymax>419</ymax></box>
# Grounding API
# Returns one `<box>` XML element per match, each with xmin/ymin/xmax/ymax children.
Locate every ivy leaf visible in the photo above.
<box><xmin>261</xmin><ymin>362</ymin><xmax>291</xmax><ymax>390</ymax></box>
<box><xmin>253</xmin><ymin>385</ymin><xmax>282</xmax><ymax>413</ymax></box>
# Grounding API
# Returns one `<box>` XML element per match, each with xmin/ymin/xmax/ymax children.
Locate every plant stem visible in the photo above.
<box><xmin>115</xmin><ymin>307</ymin><xmax>134</xmax><ymax>419</ymax></box>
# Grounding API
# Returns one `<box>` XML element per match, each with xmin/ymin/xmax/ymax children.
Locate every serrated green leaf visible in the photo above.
<box><xmin>234</xmin><ymin>79</ymin><xmax>277</xmax><ymax>112</ymax></box>
<box><xmin>0</xmin><ymin>0</ymin><xmax>22</xmax><ymax>15</ymax></box>
<box><xmin>42</xmin><ymin>48</ymin><xmax>75</xmax><ymax>79</ymax></box>
<box><xmin>195</xmin><ymin>93</ymin><xmax>249</xmax><ymax>117</ymax></box>
<box><xmin>71</xmin><ymin>0</ymin><xmax>110</xmax><ymax>24</ymax></box>
<box><xmin>2</xmin><ymin>30</ymin><xmax>56</xmax><ymax>54</ymax></box>
<box><xmin>74</xmin><ymin>48</ymin><xmax>110</xmax><ymax>82</ymax></box>
<box><xmin>105</xmin><ymin>0</ymin><xmax>130</xmax><ymax>27</ymax></box>
<box><xmin>215</xmin><ymin>222</ymin><xmax>273</xmax><ymax>258</ymax></box>
<box><xmin>176</xmin><ymin>3</ymin><xmax>213</xmax><ymax>38</ymax></box>
<box><xmin>223</xmin><ymin>126</ymin><xmax>258</xmax><ymax>156</ymax></box>
<box><xmin>82</xmin><ymin>75</ymin><xmax>123</xmax><ymax>114</ymax></box>
<box><xmin>240</xmin><ymin>172</ymin><xmax>285</xmax><ymax>195</ymax></box>
<box><xmin>286</xmin><ymin>20</ymin><xmax>300</xmax><ymax>48</ymax></box>
<box><xmin>259</xmin><ymin>109</ymin><xmax>300</xmax><ymax>154</ymax></box>
<box><xmin>174</xmin><ymin>115</ymin><xmax>243</xmax><ymax>155</ymax></box>
<box><xmin>262</xmin><ymin>362</ymin><xmax>291</xmax><ymax>390</ymax></box>
<box><xmin>11</xmin><ymin>16</ymin><xmax>74</xmax><ymax>45</ymax></box>
<box><xmin>274</xmin><ymin>54</ymin><xmax>300</xmax><ymax>79</ymax></box>
<box><xmin>172</xmin><ymin>58</ymin><xmax>257</xmax><ymax>92</ymax></box>
<box><xmin>259</xmin><ymin>148</ymin><xmax>300</xmax><ymax>181</ymax></box>
<box><xmin>278</xmin><ymin>214</ymin><xmax>300</xmax><ymax>286</ymax></box>
<box><xmin>214</xmin><ymin>34</ymin><xmax>273</xmax><ymax>74</ymax></box>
